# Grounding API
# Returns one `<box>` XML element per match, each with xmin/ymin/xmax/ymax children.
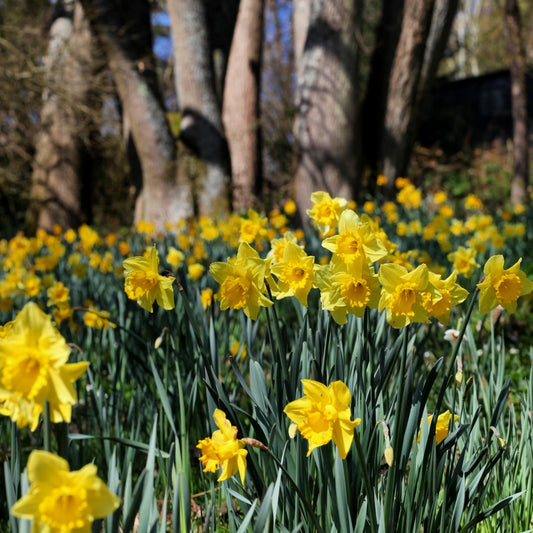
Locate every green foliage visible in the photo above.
<box><xmin>0</xmin><ymin>184</ymin><xmax>532</xmax><ymax>531</ymax></box>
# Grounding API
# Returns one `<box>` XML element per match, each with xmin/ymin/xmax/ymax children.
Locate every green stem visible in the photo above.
<box><xmin>436</xmin><ymin>288</ymin><xmax>479</xmax><ymax>413</ymax></box>
<box><xmin>353</xmin><ymin>432</ymin><xmax>378</xmax><ymax>533</ymax></box>
<box><xmin>43</xmin><ymin>401</ymin><xmax>52</xmax><ymax>452</ymax></box>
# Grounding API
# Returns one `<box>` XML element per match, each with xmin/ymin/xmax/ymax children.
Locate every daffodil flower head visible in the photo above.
<box><xmin>210</xmin><ymin>242</ymin><xmax>273</xmax><ymax>320</ymax></box>
<box><xmin>447</xmin><ymin>246</ymin><xmax>479</xmax><ymax>278</ymax></box>
<box><xmin>270</xmin><ymin>241</ymin><xmax>316</xmax><ymax>306</ymax></box>
<box><xmin>322</xmin><ymin>209</ymin><xmax>388</xmax><ymax>268</ymax></box>
<box><xmin>123</xmin><ymin>245</ymin><xmax>175</xmax><ymax>312</ymax></box>
<box><xmin>306</xmin><ymin>191</ymin><xmax>348</xmax><ymax>235</ymax></box>
<box><xmin>418</xmin><ymin>410</ymin><xmax>460</xmax><ymax>444</ymax></box>
<box><xmin>284</xmin><ymin>379</ymin><xmax>360</xmax><ymax>459</ymax></box>
<box><xmin>477</xmin><ymin>255</ymin><xmax>533</xmax><ymax>314</ymax></box>
<box><xmin>197</xmin><ymin>409</ymin><xmax>248</xmax><ymax>485</ymax></box>
<box><xmin>0</xmin><ymin>302</ymin><xmax>89</xmax><ymax>430</ymax></box>
<box><xmin>378</xmin><ymin>263</ymin><xmax>431</xmax><ymax>328</ymax></box>
<box><xmin>316</xmin><ymin>256</ymin><xmax>380</xmax><ymax>324</ymax></box>
<box><xmin>11</xmin><ymin>450</ymin><xmax>119</xmax><ymax>532</ymax></box>
<box><xmin>423</xmin><ymin>270</ymin><xmax>469</xmax><ymax>325</ymax></box>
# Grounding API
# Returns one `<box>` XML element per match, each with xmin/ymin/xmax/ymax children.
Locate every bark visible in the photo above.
<box><xmin>168</xmin><ymin>0</ymin><xmax>232</xmax><ymax>219</ymax></box>
<box><xmin>27</xmin><ymin>1</ymin><xmax>91</xmax><ymax>232</ymax></box>
<box><xmin>293</xmin><ymin>0</ymin><xmax>361</xmax><ymax>220</ymax></box>
<box><xmin>504</xmin><ymin>0</ymin><xmax>529</xmax><ymax>206</ymax></box>
<box><xmin>380</xmin><ymin>0</ymin><xmax>435</xmax><ymax>189</ymax></box>
<box><xmin>81</xmin><ymin>0</ymin><xmax>193</xmax><ymax>230</ymax></box>
<box><xmin>222</xmin><ymin>0</ymin><xmax>264</xmax><ymax>211</ymax></box>
<box><xmin>417</xmin><ymin>0</ymin><xmax>460</xmax><ymax>103</ymax></box>
<box><xmin>361</xmin><ymin>0</ymin><xmax>405</xmax><ymax>179</ymax></box>
<box><xmin>293</xmin><ymin>0</ymin><xmax>311</xmax><ymax>68</ymax></box>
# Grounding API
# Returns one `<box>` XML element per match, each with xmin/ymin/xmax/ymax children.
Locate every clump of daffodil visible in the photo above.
<box><xmin>197</xmin><ymin>409</ymin><xmax>248</xmax><ymax>485</ymax></box>
<box><xmin>0</xmin><ymin>302</ymin><xmax>89</xmax><ymax>430</ymax></box>
<box><xmin>378</xmin><ymin>263</ymin><xmax>434</xmax><ymax>328</ymax></box>
<box><xmin>322</xmin><ymin>209</ymin><xmax>388</xmax><ymax>268</ymax></box>
<box><xmin>316</xmin><ymin>256</ymin><xmax>381</xmax><ymax>324</ymax></box>
<box><xmin>123</xmin><ymin>245</ymin><xmax>175</xmax><ymax>312</ymax></box>
<box><xmin>270</xmin><ymin>241</ymin><xmax>317</xmax><ymax>306</ymax></box>
<box><xmin>210</xmin><ymin>242</ymin><xmax>272</xmax><ymax>320</ymax></box>
<box><xmin>284</xmin><ymin>379</ymin><xmax>360</xmax><ymax>459</ymax></box>
<box><xmin>11</xmin><ymin>450</ymin><xmax>119</xmax><ymax>532</ymax></box>
<box><xmin>423</xmin><ymin>271</ymin><xmax>469</xmax><ymax>325</ymax></box>
<box><xmin>477</xmin><ymin>255</ymin><xmax>533</xmax><ymax>314</ymax></box>
<box><xmin>307</xmin><ymin>191</ymin><xmax>348</xmax><ymax>235</ymax></box>
<box><xmin>418</xmin><ymin>410</ymin><xmax>459</xmax><ymax>444</ymax></box>
<box><xmin>396</xmin><ymin>183</ymin><xmax>422</xmax><ymax>209</ymax></box>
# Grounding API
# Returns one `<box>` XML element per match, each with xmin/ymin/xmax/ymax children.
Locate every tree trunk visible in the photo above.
<box><xmin>27</xmin><ymin>0</ymin><xmax>91</xmax><ymax>233</ymax></box>
<box><xmin>82</xmin><ymin>0</ymin><xmax>194</xmax><ymax>230</ymax></box>
<box><xmin>504</xmin><ymin>0</ymin><xmax>529</xmax><ymax>206</ymax></box>
<box><xmin>380</xmin><ymin>0</ymin><xmax>435</xmax><ymax>189</ymax></box>
<box><xmin>361</xmin><ymin>0</ymin><xmax>405</xmax><ymax>181</ymax></box>
<box><xmin>222</xmin><ymin>0</ymin><xmax>264</xmax><ymax>211</ymax></box>
<box><xmin>168</xmin><ymin>0</ymin><xmax>232</xmax><ymax>219</ymax></box>
<box><xmin>293</xmin><ymin>0</ymin><xmax>361</xmax><ymax>220</ymax></box>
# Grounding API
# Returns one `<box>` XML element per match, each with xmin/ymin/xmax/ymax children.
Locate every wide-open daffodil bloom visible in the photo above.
<box><xmin>270</xmin><ymin>241</ymin><xmax>316</xmax><ymax>306</ymax></box>
<box><xmin>197</xmin><ymin>409</ymin><xmax>248</xmax><ymax>485</ymax></box>
<box><xmin>316</xmin><ymin>256</ymin><xmax>380</xmax><ymax>324</ymax></box>
<box><xmin>322</xmin><ymin>209</ymin><xmax>388</xmax><ymax>267</ymax></box>
<box><xmin>123</xmin><ymin>245</ymin><xmax>175</xmax><ymax>312</ymax></box>
<box><xmin>447</xmin><ymin>246</ymin><xmax>479</xmax><ymax>278</ymax></box>
<box><xmin>284</xmin><ymin>379</ymin><xmax>360</xmax><ymax>459</ymax></box>
<box><xmin>0</xmin><ymin>302</ymin><xmax>89</xmax><ymax>430</ymax></box>
<box><xmin>210</xmin><ymin>242</ymin><xmax>272</xmax><ymax>320</ymax></box>
<box><xmin>419</xmin><ymin>410</ymin><xmax>460</xmax><ymax>444</ymax></box>
<box><xmin>423</xmin><ymin>271</ymin><xmax>469</xmax><ymax>325</ymax></box>
<box><xmin>306</xmin><ymin>191</ymin><xmax>348</xmax><ymax>235</ymax></box>
<box><xmin>378</xmin><ymin>263</ymin><xmax>432</xmax><ymax>328</ymax></box>
<box><xmin>11</xmin><ymin>450</ymin><xmax>119</xmax><ymax>532</ymax></box>
<box><xmin>477</xmin><ymin>255</ymin><xmax>533</xmax><ymax>314</ymax></box>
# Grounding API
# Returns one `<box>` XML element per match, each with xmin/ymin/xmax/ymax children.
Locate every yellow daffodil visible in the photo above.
<box><xmin>166</xmin><ymin>246</ymin><xmax>185</xmax><ymax>270</ymax></box>
<box><xmin>322</xmin><ymin>209</ymin><xmax>388</xmax><ymax>268</ymax></box>
<box><xmin>123</xmin><ymin>245</ymin><xmax>175</xmax><ymax>312</ymax></box>
<box><xmin>316</xmin><ymin>256</ymin><xmax>380</xmax><ymax>324</ymax></box>
<box><xmin>197</xmin><ymin>409</ymin><xmax>248</xmax><ymax>484</ymax></box>
<box><xmin>396</xmin><ymin>184</ymin><xmax>422</xmax><ymax>209</ymax></box>
<box><xmin>11</xmin><ymin>450</ymin><xmax>119</xmax><ymax>532</ymax></box>
<box><xmin>283</xmin><ymin>199</ymin><xmax>297</xmax><ymax>216</ymax></box>
<box><xmin>46</xmin><ymin>281</ymin><xmax>70</xmax><ymax>306</ymax></box>
<box><xmin>419</xmin><ymin>410</ymin><xmax>459</xmax><ymax>444</ymax></box>
<box><xmin>376</xmin><ymin>174</ymin><xmax>388</xmax><ymax>186</ymax></box>
<box><xmin>83</xmin><ymin>305</ymin><xmax>116</xmax><ymax>330</ymax></box>
<box><xmin>447</xmin><ymin>246</ymin><xmax>479</xmax><ymax>278</ymax></box>
<box><xmin>239</xmin><ymin>209</ymin><xmax>268</xmax><ymax>244</ymax></box>
<box><xmin>423</xmin><ymin>271</ymin><xmax>469</xmax><ymax>325</ymax></box>
<box><xmin>0</xmin><ymin>302</ymin><xmax>89</xmax><ymax>430</ymax></box>
<box><xmin>477</xmin><ymin>255</ymin><xmax>533</xmax><ymax>314</ymax></box>
<box><xmin>464</xmin><ymin>193</ymin><xmax>483</xmax><ymax>210</ymax></box>
<box><xmin>284</xmin><ymin>379</ymin><xmax>360</xmax><ymax>459</ymax></box>
<box><xmin>378</xmin><ymin>263</ymin><xmax>432</xmax><ymax>328</ymax></box>
<box><xmin>210</xmin><ymin>242</ymin><xmax>272</xmax><ymax>320</ymax></box>
<box><xmin>200</xmin><ymin>287</ymin><xmax>213</xmax><ymax>310</ymax></box>
<box><xmin>187</xmin><ymin>262</ymin><xmax>205</xmax><ymax>281</ymax></box>
<box><xmin>306</xmin><ymin>191</ymin><xmax>348</xmax><ymax>235</ymax></box>
<box><xmin>267</xmin><ymin>231</ymin><xmax>298</xmax><ymax>263</ymax></box>
<box><xmin>270</xmin><ymin>242</ymin><xmax>316</xmax><ymax>306</ymax></box>
<box><xmin>78</xmin><ymin>224</ymin><xmax>100</xmax><ymax>253</ymax></box>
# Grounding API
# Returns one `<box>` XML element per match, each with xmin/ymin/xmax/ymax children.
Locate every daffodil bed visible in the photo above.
<box><xmin>1</xmin><ymin>180</ymin><xmax>533</xmax><ymax>532</ymax></box>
